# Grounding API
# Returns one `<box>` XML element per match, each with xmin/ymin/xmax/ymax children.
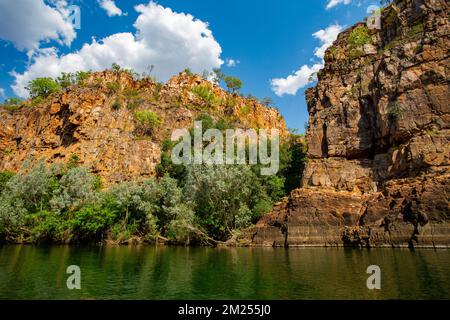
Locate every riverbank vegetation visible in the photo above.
<box><xmin>0</xmin><ymin>65</ymin><xmax>306</xmax><ymax>245</ymax></box>
<box><xmin>0</xmin><ymin>134</ymin><xmax>306</xmax><ymax>245</ymax></box>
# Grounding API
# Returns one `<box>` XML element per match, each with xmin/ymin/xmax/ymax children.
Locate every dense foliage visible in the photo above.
<box><xmin>0</xmin><ymin>65</ymin><xmax>307</xmax><ymax>246</ymax></box>
<box><xmin>0</xmin><ymin>129</ymin><xmax>306</xmax><ymax>245</ymax></box>
<box><xmin>25</xmin><ymin>78</ymin><xmax>61</xmax><ymax>98</ymax></box>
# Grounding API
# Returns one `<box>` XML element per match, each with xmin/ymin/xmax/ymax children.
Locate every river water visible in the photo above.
<box><xmin>0</xmin><ymin>245</ymin><xmax>448</xmax><ymax>300</ymax></box>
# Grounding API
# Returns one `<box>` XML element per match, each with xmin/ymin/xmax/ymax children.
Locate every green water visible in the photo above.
<box><xmin>0</xmin><ymin>245</ymin><xmax>449</xmax><ymax>300</ymax></box>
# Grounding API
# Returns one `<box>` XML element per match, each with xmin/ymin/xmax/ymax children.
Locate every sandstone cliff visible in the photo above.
<box><xmin>0</xmin><ymin>71</ymin><xmax>287</xmax><ymax>184</ymax></box>
<box><xmin>253</xmin><ymin>0</ymin><xmax>449</xmax><ymax>248</ymax></box>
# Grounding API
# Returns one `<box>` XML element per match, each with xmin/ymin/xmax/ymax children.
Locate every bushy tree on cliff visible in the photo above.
<box><xmin>213</xmin><ymin>68</ymin><xmax>243</xmax><ymax>93</ymax></box>
<box><xmin>26</xmin><ymin>78</ymin><xmax>61</xmax><ymax>98</ymax></box>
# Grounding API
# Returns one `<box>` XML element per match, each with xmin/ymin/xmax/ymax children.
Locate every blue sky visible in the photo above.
<box><xmin>0</xmin><ymin>0</ymin><xmax>380</xmax><ymax>132</ymax></box>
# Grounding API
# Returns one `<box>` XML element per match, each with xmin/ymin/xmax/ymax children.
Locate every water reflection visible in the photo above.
<box><xmin>0</xmin><ymin>245</ymin><xmax>448</xmax><ymax>300</ymax></box>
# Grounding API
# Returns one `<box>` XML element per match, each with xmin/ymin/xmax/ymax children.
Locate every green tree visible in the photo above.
<box><xmin>224</xmin><ymin>76</ymin><xmax>243</xmax><ymax>93</ymax></box>
<box><xmin>26</xmin><ymin>78</ymin><xmax>61</xmax><ymax>98</ymax></box>
<box><xmin>56</xmin><ymin>72</ymin><xmax>76</xmax><ymax>88</ymax></box>
<box><xmin>261</xmin><ymin>97</ymin><xmax>274</xmax><ymax>107</ymax></box>
<box><xmin>3</xmin><ymin>98</ymin><xmax>22</xmax><ymax>106</ymax></box>
<box><xmin>184</xmin><ymin>164</ymin><xmax>271</xmax><ymax>240</ymax></box>
<box><xmin>0</xmin><ymin>172</ymin><xmax>14</xmax><ymax>194</ymax></box>
<box><xmin>212</xmin><ymin>69</ymin><xmax>243</xmax><ymax>93</ymax></box>
<box><xmin>0</xmin><ymin>162</ymin><xmax>59</xmax><ymax>241</ymax></box>
<box><xmin>50</xmin><ymin>167</ymin><xmax>100</xmax><ymax>213</ymax></box>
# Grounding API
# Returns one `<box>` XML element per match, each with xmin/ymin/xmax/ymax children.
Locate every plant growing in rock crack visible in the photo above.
<box><xmin>106</xmin><ymin>81</ymin><xmax>120</xmax><ymax>94</ymax></box>
<box><xmin>134</xmin><ymin>110</ymin><xmax>162</xmax><ymax>136</ymax></box>
<box><xmin>348</xmin><ymin>25</ymin><xmax>371</xmax><ymax>60</ymax></box>
<box><xmin>387</xmin><ymin>102</ymin><xmax>404</xmax><ymax>120</ymax></box>
<box><xmin>111</xmin><ymin>100</ymin><xmax>122</xmax><ymax>110</ymax></box>
<box><xmin>191</xmin><ymin>85</ymin><xmax>218</xmax><ymax>107</ymax></box>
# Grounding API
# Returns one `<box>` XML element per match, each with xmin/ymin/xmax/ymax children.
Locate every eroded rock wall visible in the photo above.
<box><xmin>253</xmin><ymin>0</ymin><xmax>449</xmax><ymax>248</ymax></box>
<box><xmin>0</xmin><ymin>71</ymin><xmax>287</xmax><ymax>185</ymax></box>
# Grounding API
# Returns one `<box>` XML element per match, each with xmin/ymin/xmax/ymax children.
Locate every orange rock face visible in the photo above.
<box><xmin>253</xmin><ymin>0</ymin><xmax>450</xmax><ymax>248</ymax></box>
<box><xmin>0</xmin><ymin>71</ymin><xmax>287</xmax><ymax>185</ymax></box>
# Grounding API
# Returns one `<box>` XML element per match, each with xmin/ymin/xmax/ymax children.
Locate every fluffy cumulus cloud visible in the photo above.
<box><xmin>271</xmin><ymin>64</ymin><xmax>323</xmax><ymax>97</ymax></box>
<box><xmin>326</xmin><ymin>0</ymin><xmax>351</xmax><ymax>10</ymax></box>
<box><xmin>11</xmin><ymin>2</ymin><xmax>223</xmax><ymax>98</ymax></box>
<box><xmin>98</xmin><ymin>0</ymin><xmax>124</xmax><ymax>17</ymax></box>
<box><xmin>0</xmin><ymin>0</ymin><xmax>76</xmax><ymax>52</ymax></box>
<box><xmin>0</xmin><ymin>87</ymin><xmax>5</xmax><ymax>99</ymax></box>
<box><xmin>271</xmin><ymin>24</ymin><xmax>343</xmax><ymax>97</ymax></box>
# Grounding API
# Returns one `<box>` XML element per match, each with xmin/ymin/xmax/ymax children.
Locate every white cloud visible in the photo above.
<box><xmin>98</xmin><ymin>0</ymin><xmax>123</xmax><ymax>17</ymax></box>
<box><xmin>226</xmin><ymin>58</ymin><xmax>239</xmax><ymax>67</ymax></box>
<box><xmin>0</xmin><ymin>87</ymin><xmax>5</xmax><ymax>98</ymax></box>
<box><xmin>11</xmin><ymin>2</ymin><xmax>223</xmax><ymax>98</ymax></box>
<box><xmin>0</xmin><ymin>0</ymin><xmax>76</xmax><ymax>52</ymax></box>
<box><xmin>326</xmin><ymin>0</ymin><xmax>351</xmax><ymax>10</ymax></box>
<box><xmin>271</xmin><ymin>24</ymin><xmax>343</xmax><ymax>97</ymax></box>
<box><xmin>271</xmin><ymin>64</ymin><xmax>323</xmax><ymax>97</ymax></box>
<box><xmin>312</xmin><ymin>24</ymin><xmax>344</xmax><ymax>59</ymax></box>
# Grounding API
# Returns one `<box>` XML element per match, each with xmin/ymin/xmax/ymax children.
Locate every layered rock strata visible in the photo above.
<box><xmin>253</xmin><ymin>0</ymin><xmax>449</xmax><ymax>248</ymax></box>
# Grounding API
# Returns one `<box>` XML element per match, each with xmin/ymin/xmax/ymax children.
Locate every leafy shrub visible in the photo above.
<box><xmin>325</xmin><ymin>46</ymin><xmax>339</xmax><ymax>60</ymax></box>
<box><xmin>29</xmin><ymin>210</ymin><xmax>68</xmax><ymax>243</ymax></box>
<box><xmin>111</xmin><ymin>63</ymin><xmax>121</xmax><ymax>72</ymax></box>
<box><xmin>1</xmin><ymin>98</ymin><xmax>23</xmax><ymax>111</ymax></box>
<box><xmin>0</xmin><ymin>132</ymin><xmax>308</xmax><ymax>244</ymax></box>
<box><xmin>70</xmin><ymin>205</ymin><xmax>116</xmax><ymax>242</ymax></box>
<box><xmin>134</xmin><ymin>110</ymin><xmax>162</xmax><ymax>135</ymax></box>
<box><xmin>184</xmin><ymin>165</ymin><xmax>272</xmax><ymax>240</ymax></box>
<box><xmin>241</xmin><ymin>105</ymin><xmax>252</xmax><ymax>116</ymax></box>
<box><xmin>107</xmin><ymin>81</ymin><xmax>120</xmax><ymax>93</ymax></box>
<box><xmin>30</xmin><ymin>96</ymin><xmax>45</xmax><ymax>106</ymax></box>
<box><xmin>0</xmin><ymin>172</ymin><xmax>14</xmax><ymax>194</ymax></box>
<box><xmin>348</xmin><ymin>25</ymin><xmax>371</xmax><ymax>60</ymax></box>
<box><xmin>348</xmin><ymin>25</ymin><xmax>371</xmax><ymax>49</ymax></box>
<box><xmin>260</xmin><ymin>97</ymin><xmax>274</xmax><ymax>107</ymax></box>
<box><xmin>26</xmin><ymin>78</ymin><xmax>61</xmax><ymax>98</ymax></box>
<box><xmin>2</xmin><ymin>147</ymin><xmax>14</xmax><ymax>156</ymax></box>
<box><xmin>50</xmin><ymin>167</ymin><xmax>99</xmax><ymax>213</ymax></box>
<box><xmin>191</xmin><ymin>85</ymin><xmax>217</xmax><ymax>106</ymax></box>
<box><xmin>278</xmin><ymin>137</ymin><xmax>307</xmax><ymax>194</ymax></box>
<box><xmin>75</xmin><ymin>71</ymin><xmax>91</xmax><ymax>84</ymax></box>
<box><xmin>112</xmin><ymin>100</ymin><xmax>122</xmax><ymax>110</ymax></box>
<box><xmin>387</xmin><ymin>102</ymin><xmax>404</xmax><ymax>120</ymax></box>
<box><xmin>212</xmin><ymin>69</ymin><xmax>243</xmax><ymax>93</ymax></box>
<box><xmin>56</xmin><ymin>72</ymin><xmax>76</xmax><ymax>88</ymax></box>
<box><xmin>123</xmin><ymin>88</ymin><xmax>138</xmax><ymax>99</ymax></box>
<box><xmin>0</xmin><ymin>162</ymin><xmax>58</xmax><ymax>240</ymax></box>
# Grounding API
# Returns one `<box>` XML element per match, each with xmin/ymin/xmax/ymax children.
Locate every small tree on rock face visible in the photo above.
<box><xmin>111</xmin><ymin>63</ymin><xmax>121</xmax><ymax>72</ymax></box>
<box><xmin>26</xmin><ymin>78</ymin><xmax>61</xmax><ymax>98</ymax></box>
<box><xmin>261</xmin><ymin>97</ymin><xmax>274</xmax><ymax>107</ymax></box>
<box><xmin>224</xmin><ymin>76</ymin><xmax>242</xmax><ymax>94</ymax></box>
<box><xmin>212</xmin><ymin>69</ymin><xmax>243</xmax><ymax>93</ymax></box>
<box><xmin>56</xmin><ymin>72</ymin><xmax>76</xmax><ymax>88</ymax></box>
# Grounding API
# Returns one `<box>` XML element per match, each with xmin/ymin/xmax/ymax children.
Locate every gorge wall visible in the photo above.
<box><xmin>253</xmin><ymin>0</ymin><xmax>449</xmax><ymax>248</ymax></box>
<box><xmin>0</xmin><ymin>72</ymin><xmax>287</xmax><ymax>185</ymax></box>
